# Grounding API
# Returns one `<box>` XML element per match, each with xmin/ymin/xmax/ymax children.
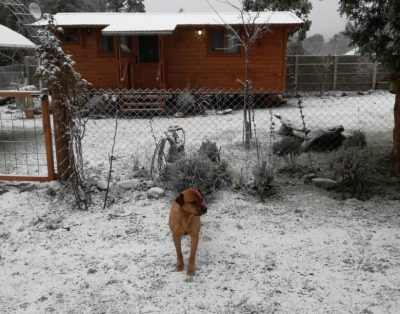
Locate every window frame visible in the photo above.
<box><xmin>208</xmin><ymin>27</ymin><xmax>242</xmax><ymax>56</ymax></box>
<box><xmin>98</xmin><ymin>32</ymin><xmax>115</xmax><ymax>56</ymax></box>
<box><xmin>119</xmin><ymin>35</ymin><xmax>133</xmax><ymax>55</ymax></box>
<box><xmin>138</xmin><ymin>35</ymin><xmax>160</xmax><ymax>63</ymax></box>
<box><xmin>60</xmin><ymin>27</ymin><xmax>81</xmax><ymax>45</ymax></box>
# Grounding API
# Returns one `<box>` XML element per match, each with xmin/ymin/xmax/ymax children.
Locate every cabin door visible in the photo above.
<box><xmin>133</xmin><ymin>35</ymin><xmax>160</xmax><ymax>90</ymax></box>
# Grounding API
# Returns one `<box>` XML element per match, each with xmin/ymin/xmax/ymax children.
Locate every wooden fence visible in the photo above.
<box><xmin>286</xmin><ymin>55</ymin><xmax>391</xmax><ymax>92</ymax></box>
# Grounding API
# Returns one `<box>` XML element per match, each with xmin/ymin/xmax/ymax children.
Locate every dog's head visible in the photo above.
<box><xmin>175</xmin><ymin>188</ymin><xmax>207</xmax><ymax>216</ymax></box>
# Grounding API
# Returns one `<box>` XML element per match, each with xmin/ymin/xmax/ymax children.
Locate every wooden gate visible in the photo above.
<box><xmin>0</xmin><ymin>91</ymin><xmax>55</xmax><ymax>182</ymax></box>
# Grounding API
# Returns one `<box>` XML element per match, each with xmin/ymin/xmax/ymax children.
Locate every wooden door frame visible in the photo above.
<box><xmin>0</xmin><ymin>92</ymin><xmax>55</xmax><ymax>182</ymax></box>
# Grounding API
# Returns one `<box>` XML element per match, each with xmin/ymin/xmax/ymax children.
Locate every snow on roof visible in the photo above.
<box><xmin>35</xmin><ymin>12</ymin><xmax>303</xmax><ymax>35</ymax></box>
<box><xmin>0</xmin><ymin>25</ymin><xmax>36</xmax><ymax>49</ymax></box>
<box><xmin>344</xmin><ymin>47</ymin><xmax>360</xmax><ymax>56</ymax></box>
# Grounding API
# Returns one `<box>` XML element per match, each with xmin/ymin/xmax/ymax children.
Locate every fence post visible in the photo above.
<box><xmin>53</xmin><ymin>94</ymin><xmax>72</xmax><ymax>181</ymax></box>
<box><xmin>294</xmin><ymin>55</ymin><xmax>299</xmax><ymax>87</ymax></box>
<box><xmin>372</xmin><ymin>62</ymin><xmax>378</xmax><ymax>90</ymax></box>
<box><xmin>41</xmin><ymin>95</ymin><xmax>55</xmax><ymax>181</ymax></box>
<box><xmin>333</xmin><ymin>55</ymin><xmax>338</xmax><ymax>90</ymax></box>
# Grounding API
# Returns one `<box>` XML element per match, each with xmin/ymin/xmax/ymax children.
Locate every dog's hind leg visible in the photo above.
<box><xmin>187</xmin><ymin>234</ymin><xmax>199</xmax><ymax>276</ymax></box>
<box><xmin>172</xmin><ymin>234</ymin><xmax>184</xmax><ymax>271</ymax></box>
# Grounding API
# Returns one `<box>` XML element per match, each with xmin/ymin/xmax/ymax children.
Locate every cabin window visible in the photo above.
<box><xmin>101</xmin><ymin>35</ymin><xmax>114</xmax><ymax>54</ymax></box>
<box><xmin>138</xmin><ymin>35</ymin><xmax>159</xmax><ymax>63</ymax></box>
<box><xmin>210</xmin><ymin>29</ymin><xmax>240</xmax><ymax>54</ymax></box>
<box><xmin>62</xmin><ymin>28</ymin><xmax>79</xmax><ymax>43</ymax></box>
<box><xmin>120</xmin><ymin>36</ymin><xmax>132</xmax><ymax>54</ymax></box>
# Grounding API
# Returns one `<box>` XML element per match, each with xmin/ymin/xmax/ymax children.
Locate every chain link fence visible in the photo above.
<box><xmin>73</xmin><ymin>88</ymin><xmax>394</xmax><ymax>183</ymax></box>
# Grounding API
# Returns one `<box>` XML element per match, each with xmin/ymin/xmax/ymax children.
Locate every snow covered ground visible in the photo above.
<box><xmin>82</xmin><ymin>90</ymin><xmax>395</xmax><ymax>179</ymax></box>
<box><xmin>0</xmin><ymin>90</ymin><xmax>395</xmax><ymax>179</ymax></box>
<box><xmin>1</xmin><ymin>90</ymin><xmax>399</xmax><ymax>313</ymax></box>
<box><xmin>1</xmin><ymin>180</ymin><xmax>400</xmax><ymax>313</ymax></box>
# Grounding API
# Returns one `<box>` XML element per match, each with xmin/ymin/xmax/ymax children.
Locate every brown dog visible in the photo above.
<box><xmin>168</xmin><ymin>188</ymin><xmax>207</xmax><ymax>276</ymax></box>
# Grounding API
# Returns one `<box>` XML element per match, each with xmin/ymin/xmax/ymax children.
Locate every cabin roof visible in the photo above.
<box><xmin>35</xmin><ymin>12</ymin><xmax>303</xmax><ymax>35</ymax></box>
<box><xmin>0</xmin><ymin>24</ymin><xmax>36</xmax><ymax>49</ymax></box>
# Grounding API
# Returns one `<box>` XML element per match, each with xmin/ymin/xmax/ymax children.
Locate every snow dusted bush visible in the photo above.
<box><xmin>343</xmin><ymin>130</ymin><xmax>367</xmax><ymax>149</ymax></box>
<box><xmin>330</xmin><ymin>145</ymin><xmax>373</xmax><ymax>199</ymax></box>
<box><xmin>252</xmin><ymin>161</ymin><xmax>275</xmax><ymax>201</ymax></box>
<box><xmin>161</xmin><ymin>140</ymin><xmax>231</xmax><ymax>194</ymax></box>
<box><xmin>198</xmin><ymin>139</ymin><xmax>220</xmax><ymax>162</ymax></box>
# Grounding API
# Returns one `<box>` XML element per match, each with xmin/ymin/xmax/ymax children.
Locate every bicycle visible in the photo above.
<box><xmin>150</xmin><ymin>125</ymin><xmax>185</xmax><ymax>179</ymax></box>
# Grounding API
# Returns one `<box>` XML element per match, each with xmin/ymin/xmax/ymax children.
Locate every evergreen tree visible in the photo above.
<box><xmin>126</xmin><ymin>0</ymin><xmax>145</xmax><ymax>12</ymax></box>
<box><xmin>243</xmin><ymin>0</ymin><xmax>312</xmax><ymax>40</ymax></box>
<box><xmin>339</xmin><ymin>0</ymin><xmax>400</xmax><ymax>175</ymax></box>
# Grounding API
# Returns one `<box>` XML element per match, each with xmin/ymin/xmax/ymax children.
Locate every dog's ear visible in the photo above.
<box><xmin>175</xmin><ymin>193</ymin><xmax>184</xmax><ymax>205</ymax></box>
<box><xmin>197</xmin><ymin>189</ymin><xmax>203</xmax><ymax>197</ymax></box>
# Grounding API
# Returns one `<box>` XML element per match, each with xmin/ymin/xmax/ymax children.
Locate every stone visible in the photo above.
<box><xmin>147</xmin><ymin>187</ymin><xmax>165</xmax><ymax>199</ymax></box>
<box><xmin>174</xmin><ymin>111</ymin><xmax>184</xmax><ymax>118</ymax></box>
<box><xmin>145</xmin><ymin>180</ymin><xmax>155</xmax><ymax>188</ymax></box>
<box><xmin>96</xmin><ymin>180</ymin><xmax>108</xmax><ymax>191</ymax></box>
<box><xmin>312</xmin><ymin>178</ymin><xmax>338</xmax><ymax>190</ymax></box>
<box><xmin>118</xmin><ymin>179</ymin><xmax>141</xmax><ymax>190</ymax></box>
<box><xmin>35</xmin><ymin>182</ymin><xmax>49</xmax><ymax>190</ymax></box>
<box><xmin>46</xmin><ymin>187</ymin><xmax>57</xmax><ymax>196</ymax></box>
<box><xmin>48</xmin><ymin>180</ymin><xmax>61</xmax><ymax>191</ymax></box>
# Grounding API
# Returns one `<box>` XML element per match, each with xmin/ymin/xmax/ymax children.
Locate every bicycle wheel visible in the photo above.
<box><xmin>150</xmin><ymin>137</ymin><xmax>178</xmax><ymax>179</ymax></box>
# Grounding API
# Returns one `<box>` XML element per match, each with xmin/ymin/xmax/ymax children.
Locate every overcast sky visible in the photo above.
<box><xmin>144</xmin><ymin>0</ymin><xmax>348</xmax><ymax>41</ymax></box>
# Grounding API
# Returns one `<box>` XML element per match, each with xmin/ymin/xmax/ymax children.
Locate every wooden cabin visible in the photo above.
<box><xmin>42</xmin><ymin>12</ymin><xmax>302</xmax><ymax>90</ymax></box>
<box><xmin>38</xmin><ymin>12</ymin><xmax>302</xmax><ymax>112</ymax></box>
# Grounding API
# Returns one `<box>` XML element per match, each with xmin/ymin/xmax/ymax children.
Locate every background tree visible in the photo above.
<box><xmin>287</xmin><ymin>37</ymin><xmax>305</xmax><ymax>55</ymax></box>
<box><xmin>302</xmin><ymin>33</ymin><xmax>325</xmax><ymax>55</ymax></box>
<box><xmin>243</xmin><ymin>0</ymin><xmax>312</xmax><ymax>40</ymax></box>
<box><xmin>38</xmin><ymin>0</ymin><xmax>87</xmax><ymax>14</ymax></box>
<box><xmin>325</xmin><ymin>32</ymin><xmax>352</xmax><ymax>55</ymax></box>
<box><xmin>126</xmin><ymin>0</ymin><xmax>145</xmax><ymax>12</ymax></box>
<box><xmin>339</xmin><ymin>0</ymin><xmax>400</xmax><ymax>176</ymax></box>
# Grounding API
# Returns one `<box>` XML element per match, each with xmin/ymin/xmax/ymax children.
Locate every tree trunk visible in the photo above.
<box><xmin>390</xmin><ymin>78</ymin><xmax>400</xmax><ymax>176</ymax></box>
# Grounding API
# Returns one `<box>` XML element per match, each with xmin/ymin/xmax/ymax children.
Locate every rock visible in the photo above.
<box><xmin>145</xmin><ymin>180</ymin><xmax>155</xmax><ymax>188</ymax></box>
<box><xmin>35</xmin><ymin>182</ymin><xmax>49</xmax><ymax>190</ymax></box>
<box><xmin>96</xmin><ymin>180</ymin><xmax>108</xmax><ymax>191</ymax></box>
<box><xmin>46</xmin><ymin>187</ymin><xmax>57</xmax><ymax>196</ymax></box>
<box><xmin>118</xmin><ymin>179</ymin><xmax>141</xmax><ymax>190</ymax></box>
<box><xmin>147</xmin><ymin>187</ymin><xmax>165</xmax><ymax>199</ymax></box>
<box><xmin>303</xmin><ymin>173</ymin><xmax>317</xmax><ymax>184</ymax></box>
<box><xmin>312</xmin><ymin>178</ymin><xmax>338</xmax><ymax>190</ymax></box>
<box><xmin>217</xmin><ymin>109</ymin><xmax>233</xmax><ymax>115</ymax></box>
<box><xmin>48</xmin><ymin>181</ymin><xmax>61</xmax><ymax>191</ymax></box>
<box><xmin>174</xmin><ymin>111</ymin><xmax>184</xmax><ymax>118</ymax></box>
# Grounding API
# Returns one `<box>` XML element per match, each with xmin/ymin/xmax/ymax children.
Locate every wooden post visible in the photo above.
<box><xmin>294</xmin><ymin>55</ymin><xmax>299</xmax><ymax>88</ymax></box>
<box><xmin>53</xmin><ymin>94</ymin><xmax>72</xmax><ymax>181</ymax></box>
<box><xmin>333</xmin><ymin>55</ymin><xmax>338</xmax><ymax>90</ymax></box>
<box><xmin>372</xmin><ymin>62</ymin><xmax>378</xmax><ymax>90</ymax></box>
<box><xmin>391</xmin><ymin>78</ymin><xmax>400</xmax><ymax>177</ymax></box>
<box><xmin>41</xmin><ymin>95</ymin><xmax>55</xmax><ymax>180</ymax></box>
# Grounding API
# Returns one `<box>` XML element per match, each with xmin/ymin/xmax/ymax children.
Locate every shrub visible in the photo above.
<box><xmin>161</xmin><ymin>140</ymin><xmax>231</xmax><ymax>194</ymax></box>
<box><xmin>176</xmin><ymin>92</ymin><xmax>205</xmax><ymax>115</ymax></box>
<box><xmin>273</xmin><ymin>136</ymin><xmax>302</xmax><ymax>167</ymax></box>
<box><xmin>343</xmin><ymin>130</ymin><xmax>367</xmax><ymax>149</ymax></box>
<box><xmin>253</xmin><ymin>161</ymin><xmax>275</xmax><ymax>201</ymax></box>
<box><xmin>161</xmin><ymin>156</ymin><xmax>216</xmax><ymax>194</ymax></box>
<box><xmin>330</xmin><ymin>146</ymin><xmax>373</xmax><ymax>199</ymax></box>
<box><xmin>198</xmin><ymin>139</ymin><xmax>220</xmax><ymax>162</ymax></box>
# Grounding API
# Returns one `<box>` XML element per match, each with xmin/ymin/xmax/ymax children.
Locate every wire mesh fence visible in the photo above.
<box><xmin>0</xmin><ymin>92</ymin><xmax>53</xmax><ymax>179</ymax></box>
<box><xmin>73</xmin><ymin>88</ymin><xmax>395</xmax><ymax>182</ymax></box>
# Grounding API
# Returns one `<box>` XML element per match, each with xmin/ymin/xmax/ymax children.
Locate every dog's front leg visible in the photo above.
<box><xmin>187</xmin><ymin>234</ymin><xmax>199</xmax><ymax>276</ymax></box>
<box><xmin>172</xmin><ymin>234</ymin><xmax>184</xmax><ymax>271</ymax></box>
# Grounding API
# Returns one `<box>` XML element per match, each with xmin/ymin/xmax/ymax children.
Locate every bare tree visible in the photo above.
<box><xmin>207</xmin><ymin>0</ymin><xmax>271</xmax><ymax>150</ymax></box>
